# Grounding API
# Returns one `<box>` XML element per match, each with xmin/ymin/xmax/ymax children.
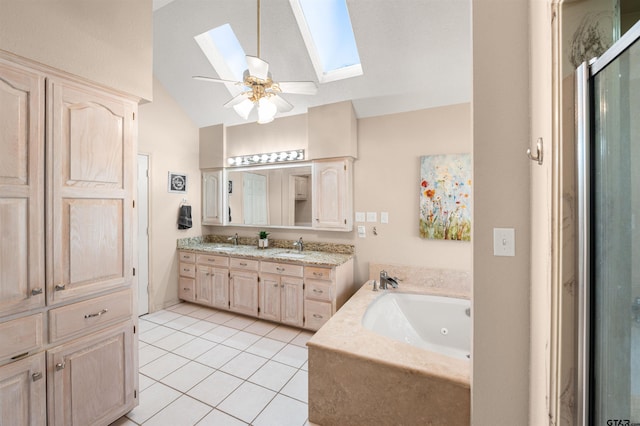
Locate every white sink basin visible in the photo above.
<box><xmin>277</xmin><ymin>252</ymin><xmax>306</xmax><ymax>259</ymax></box>
<box><xmin>211</xmin><ymin>246</ymin><xmax>236</xmax><ymax>251</ymax></box>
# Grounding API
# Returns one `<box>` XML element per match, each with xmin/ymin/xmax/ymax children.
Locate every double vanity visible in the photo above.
<box><xmin>177</xmin><ymin>236</ymin><xmax>354</xmax><ymax>330</ymax></box>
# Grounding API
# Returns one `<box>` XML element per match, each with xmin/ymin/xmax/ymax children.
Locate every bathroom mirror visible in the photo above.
<box><xmin>224</xmin><ymin>162</ymin><xmax>313</xmax><ymax>228</ymax></box>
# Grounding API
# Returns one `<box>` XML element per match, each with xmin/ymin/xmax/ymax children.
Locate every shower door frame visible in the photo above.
<box><xmin>576</xmin><ymin>20</ymin><xmax>640</xmax><ymax>426</ymax></box>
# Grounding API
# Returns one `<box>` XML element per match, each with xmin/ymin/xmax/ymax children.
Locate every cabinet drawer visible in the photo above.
<box><xmin>48</xmin><ymin>289</ymin><xmax>132</xmax><ymax>344</ymax></box>
<box><xmin>179</xmin><ymin>277</ymin><xmax>195</xmax><ymax>301</ymax></box>
<box><xmin>305</xmin><ymin>279</ymin><xmax>333</xmax><ymax>302</ymax></box>
<box><xmin>197</xmin><ymin>254</ymin><xmax>230</xmax><ymax>267</ymax></box>
<box><xmin>261</xmin><ymin>261</ymin><xmax>303</xmax><ymax>277</ymax></box>
<box><xmin>179</xmin><ymin>262</ymin><xmax>196</xmax><ymax>278</ymax></box>
<box><xmin>0</xmin><ymin>313</ymin><xmax>44</xmax><ymax>364</ymax></box>
<box><xmin>179</xmin><ymin>251</ymin><xmax>196</xmax><ymax>263</ymax></box>
<box><xmin>305</xmin><ymin>299</ymin><xmax>332</xmax><ymax>330</ymax></box>
<box><xmin>230</xmin><ymin>257</ymin><xmax>259</xmax><ymax>271</ymax></box>
<box><xmin>304</xmin><ymin>266</ymin><xmax>333</xmax><ymax>281</ymax></box>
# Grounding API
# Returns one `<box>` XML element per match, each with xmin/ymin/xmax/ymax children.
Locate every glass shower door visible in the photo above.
<box><xmin>578</xmin><ymin>20</ymin><xmax>640</xmax><ymax>425</ymax></box>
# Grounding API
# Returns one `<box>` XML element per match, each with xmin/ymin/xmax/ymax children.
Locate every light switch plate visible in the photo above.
<box><xmin>366</xmin><ymin>212</ymin><xmax>377</xmax><ymax>222</ymax></box>
<box><xmin>358</xmin><ymin>225</ymin><xmax>366</xmax><ymax>238</ymax></box>
<box><xmin>355</xmin><ymin>212</ymin><xmax>365</xmax><ymax>222</ymax></box>
<box><xmin>493</xmin><ymin>228</ymin><xmax>515</xmax><ymax>256</ymax></box>
<box><xmin>380</xmin><ymin>212</ymin><xmax>389</xmax><ymax>224</ymax></box>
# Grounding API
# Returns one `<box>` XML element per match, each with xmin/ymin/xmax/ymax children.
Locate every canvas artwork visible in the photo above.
<box><xmin>419</xmin><ymin>154</ymin><xmax>472</xmax><ymax>241</ymax></box>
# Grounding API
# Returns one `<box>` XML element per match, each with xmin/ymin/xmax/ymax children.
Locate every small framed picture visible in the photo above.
<box><xmin>168</xmin><ymin>172</ymin><xmax>188</xmax><ymax>193</ymax></box>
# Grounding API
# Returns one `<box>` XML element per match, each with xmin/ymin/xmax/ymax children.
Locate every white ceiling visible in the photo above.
<box><xmin>153</xmin><ymin>0</ymin><xmax>471</xmax><ymax>128</ymax></box>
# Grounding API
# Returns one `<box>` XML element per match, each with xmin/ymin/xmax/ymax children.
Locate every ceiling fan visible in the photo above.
<box><xmin>193</xmin><ymin>0</ymin><xmax>318</xmax><ymax>124</ymax></box>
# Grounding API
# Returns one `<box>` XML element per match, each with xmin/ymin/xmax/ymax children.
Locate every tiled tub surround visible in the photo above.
<box><xmin>307</xmin><ymin>266</ymin><xmax>471</xmax><ymax>426</ymax></box>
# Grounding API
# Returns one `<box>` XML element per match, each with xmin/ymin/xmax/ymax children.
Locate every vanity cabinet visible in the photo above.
<box><xmin>178</xmin><ymin>252</ymin><xmax>196</xmax><ymax>302</ymax></box>
<box><xmin>178</xmin><ymin>251</ymin><xmax>229</xmax><ymax>308</ymax></box>
<box><xmin>312</xmin><ymin>158</ymin><xmax>353</xmax><ymax>231</ymax></box>
<box><xmin>178</xmin><ymin>248</ymin><xmax>354</xmax><ymax>331</ymax></box>
<box><xmin>0</xmin><ymin>54</ymin><xmax>138</xmax><ymax>426</ymax></box>
<box><xmin>229</xmin><ymin>258</ymin><xmax>259</xmax><ymax>317</ymax></box>
<box><xmin>259</xmin><ymin>262</ymin><xmax>304</xmax><ymax>327</ymax></box>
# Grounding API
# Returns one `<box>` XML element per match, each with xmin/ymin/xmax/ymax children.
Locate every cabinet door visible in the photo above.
<box><xmin>211</xmin><ymin>267</ymin><xmax>229</xmax><ymax>309</ymax></box>
<box><xmin>0</xmin><ymin>60</ymin><xmax>45</xmax><ymax>317</ymax></box>
<box><xmin>47</xmin><ymin>321</ymin><xmax>135</xmax><ymax>426</ymax></box>
<box><xmin>229</xmin><ymin>270</ymin><xmax>258</xmax><ymax>317</ymax></box>
<box><xmin>281</xmin><ymin>276</ymin><xmax>304</xmax><ymax>327</ymax></box>
<box><xmin>312</xmin><ymin>159</ymin><xmax>352</xmax><ymax>230</ymax></box>
<box><xmin>195</xmin><ymin>265</ymin><xmax>214</xmax><ymax>306</ymax></box>
<box><xmin>202</xmin><ymin>170</ymin><xmax>222</xmax><ymax>225</ymax></box>
<box><xmin>259</xmin><ymin>274</ymin><xmax>281</xmax><ymax>322</ymax></box>
<box><xmin>48</xmin><ymin>78</ymin><xmax>136</xmax><ymax>305</ymax></box>
<box><xmin>0</xmin><ymin>353</ymin><xmax>46</xmax><ymax>426</ymax></box>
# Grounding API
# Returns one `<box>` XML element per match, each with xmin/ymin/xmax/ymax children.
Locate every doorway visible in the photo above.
<box><xmin>577</xmin><ymin>20</ymin><xmax>640</xmax><ymax>424</ymax></box>
<box><xmin>137</xmin><ymin>154</ymin><xmax>150</xmax><ymax>316</ymax></box>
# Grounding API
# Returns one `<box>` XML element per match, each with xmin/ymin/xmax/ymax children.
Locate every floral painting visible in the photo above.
<box><xmin>419</xmin><ymin>154</ymin><xmax>471</xmax><ymax>241</ymax></box>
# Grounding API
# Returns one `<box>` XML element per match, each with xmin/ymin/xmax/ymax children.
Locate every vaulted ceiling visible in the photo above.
<box><xmin>152</xmin><ymin>0</ymin><xmax>471</xmax><ymax>128</ymax></box>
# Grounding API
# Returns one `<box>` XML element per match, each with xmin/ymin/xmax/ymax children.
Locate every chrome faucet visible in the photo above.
<box><xmin>227</xmin><ymin>233</ymin><xmax>239</xmax><ymax>245</ymax></box>
<box><xmin>293</xmin><ymin>237</ymin><xmax>304</xmax><ymax>252</ymax></box>
<box><xmin>379</xmin><ymin>270</ymin><xmax>399</xmax><ymax>290</ymax></box>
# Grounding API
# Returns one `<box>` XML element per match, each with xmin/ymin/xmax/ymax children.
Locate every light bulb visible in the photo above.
<box><xmin>227</xmin><ymin>157</ymin><xmax>235</xmax><ymax>165</ymax></box>
<box><xmin>257</xmin><ymin>98</ymin><xmax>277</xmax><ymax>124</ymax></box>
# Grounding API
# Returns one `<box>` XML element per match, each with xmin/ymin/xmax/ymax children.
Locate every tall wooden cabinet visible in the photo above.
<box><xmin>0</xmin><ymin>54</ymin><xmax>138</xmax><ymax>426</ymax></box>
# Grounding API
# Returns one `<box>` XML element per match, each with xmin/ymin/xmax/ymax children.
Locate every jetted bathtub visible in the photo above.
<box><xmin>362</xmin><ymin>292</ymin><xmax>471</xmax><ymax>360</ymax></box>
<box><xmin>308</xmin><ymin>280</ymin><xmax>471</xmax><ymax>426</ymax></box>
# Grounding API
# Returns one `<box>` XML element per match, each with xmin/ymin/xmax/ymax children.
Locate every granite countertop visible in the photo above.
<box><xmin>176</xmin><ymin>240</ymin><xmax>353</xmax><ymax>267</ymax></box>
<box><xmin>307</xmin><ymin>280</ymin><xmax>471</xmax><ymax>388</ymax></box>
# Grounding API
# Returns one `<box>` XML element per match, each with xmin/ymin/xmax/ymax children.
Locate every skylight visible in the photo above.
<box><xmin>290</xmin><ymin>0</ymin><xmax>362</xmax><ymax>83</ymax></box>
<box><xmin>194</xmin><ymin>24</ymin><xmax>247</xmax><ymax>94</ymax></box>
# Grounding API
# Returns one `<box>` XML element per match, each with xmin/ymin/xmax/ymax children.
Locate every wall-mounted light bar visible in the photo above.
<box><xmin>227</xmin><ymin>149</ymin><xmax>305</xmax><ymax>167</ymax></box>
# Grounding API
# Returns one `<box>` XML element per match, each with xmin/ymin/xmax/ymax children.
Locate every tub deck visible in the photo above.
<box><xmin>307</xmin><ymin>279</ymin><xmax>471</xmax><ymax>426</ymax></box>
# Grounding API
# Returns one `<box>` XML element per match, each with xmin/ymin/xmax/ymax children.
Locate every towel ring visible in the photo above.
<box><xmin>527</xmin><ymin>137</ymin><xmax>543</xmax><ymax>165</ymax></box>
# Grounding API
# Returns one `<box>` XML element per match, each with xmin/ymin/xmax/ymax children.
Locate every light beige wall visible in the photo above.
<box><xmin>472</xmin><ymin>0</ymin><xmax>531</xmax><ymax>424</ymax></box>
<box><xmin>353</xmin><ymin>104</ymin><xmax>472</xmax><ymax>282</ymax></box>
<box><xmin>205</xmin><ymin>103</ymin><xmax>472</xmax><ymax>288</ymax></box>
<box><xmin>0</xmin><ymin>0</ymin><xmax>152</xmax><ymax>101</ymax></box>
<box><xmin>139</xmin><ymin>78</ymin><xmax>201</xmax><ymax>311</ymax></box>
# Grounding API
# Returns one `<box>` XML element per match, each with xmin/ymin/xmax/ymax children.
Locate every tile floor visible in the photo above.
<box><xmin>111</xmin><ymin>302</ymin><xmax>313</xmax><ymax>426</ymax></box>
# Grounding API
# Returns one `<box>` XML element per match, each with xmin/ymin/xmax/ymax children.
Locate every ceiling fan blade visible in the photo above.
<box><xmin>246</xmin><ymin>56</ymin><xmax>269</xmax><ymax>80</ymax></box>
<box><xmin>223</xmin><ymin>92</ymin><xmax>251</xmax><ymax>108</ymax></box>
<box><xmin>275</xmin><ymin>81</ymin><xmax>318</xmax><ymax>95</ymax></box>
<box><xmin>269</xmin><ymin>95</ymin><xmax>294</xmax><ymax>113</ymax></box>
<box><xmin>233</xmin><ymin>99</ymin><xmax>255</xmax><ymax>120</ymax></box>
<box><xmin>193</xmin><ymin>75</ymin><xmax>241</xmax><ymax>84</ymax></box>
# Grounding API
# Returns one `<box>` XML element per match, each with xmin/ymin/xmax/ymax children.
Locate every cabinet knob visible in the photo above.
<box><xmin>313</xmin><ymin>314</ymin><xmax>323</xmax><ymax>319</ymax></box>
<box><xmin>273</xmin><ymin>283</ymin><xmax>279</xmax><ymax>288</ymax></box>
<box><xmin>240</xmin><ymin>262</ymin><xmax>248</xmax><ymax>266</ymax></box>
<box><xmin>55</xmin><ymin>284</ymin><xmax>66</xmax><ymax>291</ymax></box>
<box><xmin>31</xmin><ymin>288</ymin><xmax>43</xmax><ymax>295</ymax></box>
<box><xmin>313</xmin><ymin>289</ymin><xmax>324</xmax><ymax>294</ymax></box>
<box><xmin>32</xmin><ymin>372</ymin><xmax>43</xmax><ymax>381</ymax></box>
<box><xmin>55</xmin><ymin>362</ymin><xmax>66</xmax><ymax>371</ymax></box>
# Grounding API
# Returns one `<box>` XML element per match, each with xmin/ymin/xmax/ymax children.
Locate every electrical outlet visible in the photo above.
<box><xmin>493</xmin><ymin>228</ymin><xmax>515</xmax><ymax>256</ymax></box>
<box><xmin>380</xmin><ymin>212</ymin><xmax>389</xmax><ymax>224</ymax></box>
